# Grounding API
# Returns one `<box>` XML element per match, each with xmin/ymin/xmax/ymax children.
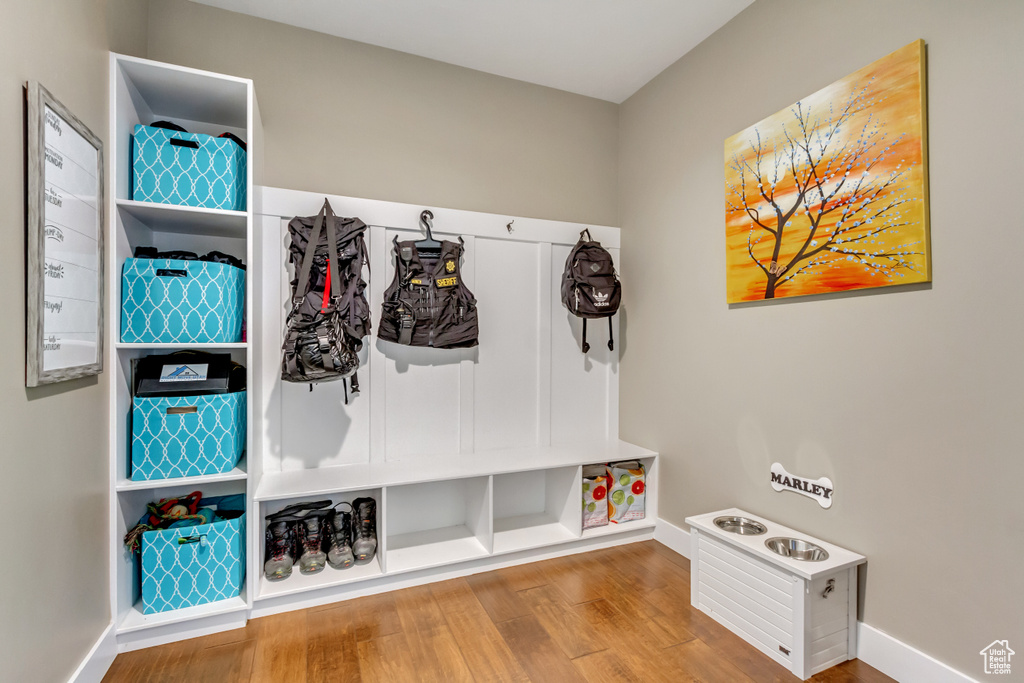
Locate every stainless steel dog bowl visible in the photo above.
<box><xmin>765</xmin><ymin>537</ymin><xmax>829</xmax><ymax>561</ymax></box>
<box><xmin>713</xmin><ymin>516</ymin><xmax>767</xmax><ymax>535</ymax></box>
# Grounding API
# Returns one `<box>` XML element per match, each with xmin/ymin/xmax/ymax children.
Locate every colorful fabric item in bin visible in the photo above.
<box><xmin>608</xmin><ymin>461</ymin><xmax>646</xmax><ymax>524</ymax></box>
<box><xmin>582</xmin><ymin>465</ymin><xmax>609</xmax><ymax>530</ymax></box>
<box><xmin>124</xmin><ymin>492</ymin><xmax>245</xmax><ymax>553</ymax></box>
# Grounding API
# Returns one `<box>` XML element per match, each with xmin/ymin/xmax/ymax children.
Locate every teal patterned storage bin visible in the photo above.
<box><xmin>131</xmin><ymin>124</ymin><xmax>246</xmax><ymax>210</ymax></box>
<box><xmin>120</xmin><ymin>258</ymin><xmax>244</xmax><ymax>344</ymax></box>
<box><xmin>141</xmin><ymin>512</ymin><xmax>245</xmax><ymax>614</ymax></box>
<box><xmin>131</xmin><ymin>391</ymin><xmax>246</xmax><ymax>481</ymax></box>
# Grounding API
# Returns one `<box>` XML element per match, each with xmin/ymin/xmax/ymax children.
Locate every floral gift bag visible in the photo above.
<box><xmin>608</xmin><ymin>460</ymin><xmax>645</xmax><ymax>523</ymax></box>
<box><xmin>582</xmin><ymin>465</ymin><xmax>609</xmax><ymax>530</ymax></box>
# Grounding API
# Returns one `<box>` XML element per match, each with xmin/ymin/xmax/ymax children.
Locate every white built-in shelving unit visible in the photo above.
<box><xmin>246</xmin><ymin>188</ymin><xmax>659</xmax><ymax>620</ymax></box>
<box><xmin>106</xmin><ymin>53</ymin><xmax>262</xmax><ymax>651</ymax></box>
<box><xmin>106</xmin><ymin>54</ymin><xmax>657</xmax><ymax>653</ymax></box>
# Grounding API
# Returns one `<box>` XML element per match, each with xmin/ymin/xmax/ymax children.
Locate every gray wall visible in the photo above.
<box><xmin>0</xmin><ymin>1</ymin><xmax>147</xmax><ymax>681</ymax></box>
<box><xmin>618</xmin><ymin>0</ymin><xmax>1023</xmax><ymax>677</ymax></box>
<box><xmin>145</xmin><ymin>0</ymin><xmax>620</xmax><ymax>227</ymax></box>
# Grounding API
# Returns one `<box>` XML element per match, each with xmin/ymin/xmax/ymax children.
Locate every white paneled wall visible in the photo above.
<box><xmin>257</xmin><ymin>187</ymin><xmax>621</xmax><ymax>472</ymax></box>
<box><xmin>473</xmin><ymin>237</ymin><xmax>541</xmax><ymax>451</ymax></box>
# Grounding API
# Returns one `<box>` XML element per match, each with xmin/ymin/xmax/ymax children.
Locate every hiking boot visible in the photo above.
<box><xmin>351</xmin><ymin>497</ymin><xmax>377</xmax><ymax>564</ymax></box>
<box><xmin>298</xmin><ymin>514</ymin><xmax>328</xmax><ymax>574</ymax></box>
<box><xmin>327</xmin><ymin>502</ymin><xmax>354</xmax><ymax>570</ymax></box>
<box><xmin>264</xmin><ymin>521</ymin><xmax>294</xmax><ymax>581</ymax></box>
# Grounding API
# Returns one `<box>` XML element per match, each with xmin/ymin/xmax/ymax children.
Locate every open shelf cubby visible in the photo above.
<box><xmin>114</xmin><ymin>479</ymin><xmax>248</xmax><ymax>634</ymax></box>
<box><xmin>580</xmin><ymin>456</ymin><xmax>658</xmax><ymax>539</ymax></box>
<box><xmin>112</xmin><ymin>56</ymin><xmax>249</xmax><ymax>205</ymax></box>
<box><xmin>257</xmin><ymin>488</ymin><xmax>385</xmax><ymax>600</ymax></box>
<box><xmin>385</xmin><ymin>477</ymin><xmax>491</xmax><ymax>575</ymax></box>
<box><xmin>493</xmin><ymin>466</ymin><xmax>581</xmax><ymax>554</ymax></box>
<box><xmin>112</xmin><ymin>345</ymin><xmax>248</xmax><ymax>487</ymax></box>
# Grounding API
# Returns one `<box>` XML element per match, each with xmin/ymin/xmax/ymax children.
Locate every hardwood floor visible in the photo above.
<box><xmin>103</xmin><ymin>541</ymin><xmax>893</xmax><ymax>683</ymax></box>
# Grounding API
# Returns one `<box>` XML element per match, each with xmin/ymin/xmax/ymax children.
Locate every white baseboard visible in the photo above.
<box><xmin>857</xmin><ymin>623</ymin><xmax>977</xmax><ymax>683</ymax></box>
<box><xmin>67</xmin><ymin>622</ymin><xmax>116</xmax><ymax>683</ymax></box>
<box><xmin>654</xmin><ymin>519</ymin><xmax>977</xmax><ymax>683</ymax></box>
<box><xmin>654</xmin><ymin>517</ymin><xmax>690</xmax><ymax>558</ymax></box>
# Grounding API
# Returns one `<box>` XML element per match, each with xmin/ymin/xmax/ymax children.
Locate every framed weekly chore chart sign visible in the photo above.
<box><xmin>26</xmin><ymin>82</ymin><xmax>104</xmax><ymax>386</ymax></box>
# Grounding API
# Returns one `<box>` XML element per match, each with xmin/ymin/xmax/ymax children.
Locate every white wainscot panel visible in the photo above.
<box><xmin>473</xmin><ymin>238</ymin><xmax>540</xmax><ymax>451</ymax></box>
<box><xmin>269</xmin><ymin>215</ymin><xmax>372</xmax><ymax>470</ymax></box>
<box><xmin>550</xmin><ymin>244</ymin><xmax>617</xmax><ymax>444</ymax></box>
<box><xmin>381</xmin><ymin>228</ymin><xmax>464</xmax><ymax>460</ymax></box>
<box><xmin>278</xmin><ymin>345</ymin><xmax>372</xmax><ymax>469</ymax></box>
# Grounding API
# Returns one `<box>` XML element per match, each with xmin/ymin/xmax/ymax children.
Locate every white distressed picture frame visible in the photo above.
<box><xmin>25</xmin><ymin>81</ymin><xmax>105</xmax><ymax>386</ymax></box>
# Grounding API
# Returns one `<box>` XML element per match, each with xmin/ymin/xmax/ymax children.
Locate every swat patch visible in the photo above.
<box><xmin>436</xmin><ymin>276</ymin><xmax>458</xmax><ymax>288</ymax></box>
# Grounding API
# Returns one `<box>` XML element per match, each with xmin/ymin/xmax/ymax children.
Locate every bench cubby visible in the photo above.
<box><xmin>493</xmin><ymin>466</ymin><xmax>581</xmax><ymax>554</ymax></box>
<box><xmin>387</xmin><ymin>477</ymin><xmax>492</xmax><ymax>574</ymax></box>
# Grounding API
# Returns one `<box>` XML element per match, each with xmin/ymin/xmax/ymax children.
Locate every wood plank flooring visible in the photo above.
<box><xmin>103</xmin><ymin>541</ymin><xmax>893</xmax><ymax>683</ymax></box>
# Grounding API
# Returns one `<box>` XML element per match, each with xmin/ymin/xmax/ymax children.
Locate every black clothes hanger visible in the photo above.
<box><xmin>414</xmin><ymin>210</ymin><xmax>443</xmax><ymax>258</ymax></box>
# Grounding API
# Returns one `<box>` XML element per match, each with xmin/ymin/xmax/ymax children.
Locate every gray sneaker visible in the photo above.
<box><xmin>327</xmin><ymin>503</ymin><xmax>355</xmax><ymax>570</ymax></box>
<box><xmin>264</xmin><ymin>521</ymin><xmax>294</xmax><ymax>581</ymax></box>
<box><xmin>298</xmin><ymin>514</ymin><xmax>327</xmax><ymax>574</ymax></box>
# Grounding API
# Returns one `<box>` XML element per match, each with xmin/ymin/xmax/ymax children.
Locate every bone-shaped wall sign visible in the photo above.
<box><xmin>770</xmin><ymin>463</ymin><xmax>834</xmax><ymax>509</ymax></box>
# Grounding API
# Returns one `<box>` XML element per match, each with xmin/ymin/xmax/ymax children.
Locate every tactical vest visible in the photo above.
<box><xmin>378</xmin><ymin>239</ymin><xmax>479</xmax><ymax>348</ymax></box>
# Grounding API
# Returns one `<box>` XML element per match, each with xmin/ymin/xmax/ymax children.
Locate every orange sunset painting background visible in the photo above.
<box><xmin>725</xmin><ymin>40</ymin><xmax>931</xmax><ymax>303</ymax></box>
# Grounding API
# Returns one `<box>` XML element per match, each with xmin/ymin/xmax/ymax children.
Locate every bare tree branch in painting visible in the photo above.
<box><xmin>726</xmin><ymin>80</ymin><xmax>924</xmax><ymax>299</ymax></box>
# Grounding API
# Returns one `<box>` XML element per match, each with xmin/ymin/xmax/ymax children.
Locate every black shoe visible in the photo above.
<box><xmin>351</xmin><ymin>497</ymin><xmax>378</xmax><ymax>564</ymax></box>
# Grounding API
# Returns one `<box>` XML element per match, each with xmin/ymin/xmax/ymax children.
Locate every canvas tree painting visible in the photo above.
<box><xmin>725</xmin><ymin>40</ymin><xmax>930</xmax><ymax>303</ymax></box>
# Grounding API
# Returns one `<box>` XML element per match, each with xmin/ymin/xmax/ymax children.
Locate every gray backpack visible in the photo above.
<box><xmin>561</xmin><ymin>229</ymin><xmax>621</xmax><ymax>353</ymax></box>
<box><xmin>281</xmin><ymin>199</ymin><xmax>369</xmax><ymax>401</ymax></box>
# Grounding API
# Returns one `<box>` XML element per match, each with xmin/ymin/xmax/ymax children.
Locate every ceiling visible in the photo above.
<box><xmin>189</xmin><ymin>0</ymin><xmax>753</xmax><ymax>103</ymax></box>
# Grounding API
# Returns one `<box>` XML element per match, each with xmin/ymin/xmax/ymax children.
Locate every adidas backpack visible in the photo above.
<box><xmin>560</xmin><ymin>229</ymin><xmax>621</xmax><ymax>353</ymax></box>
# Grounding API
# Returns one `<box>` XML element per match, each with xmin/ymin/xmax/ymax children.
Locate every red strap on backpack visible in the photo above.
<box><xmin>321</xmin><ymin>259</ymin><xmax>332</xmax><ymax>313</ymax></box>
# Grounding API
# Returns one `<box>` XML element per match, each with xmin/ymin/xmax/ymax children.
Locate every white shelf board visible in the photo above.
<box><xmin>116</xmin><ymin>342</ymin><xmax>248</xmax><ymax>350</ymax></box>
<box><xmin>493</xmin><ymin>513</ymin><xmax>578</xmax><ymax>555</ymax></box>
<box><xmin>256</xmin><ymin>440</ymin><xmax>656</xmax><ymax>501</ymax></box>
<box><xmin>117</xmin><ymin>199</ymin><xmax>247</xmax><ymax>237</ymax></box>
<box><xmin>256</xmin><ymin>555</ymin><xmax>384</xmax><ymax>601</ymax></box>
<box><xmin>116</xmin><ymin>461</ymin><xmax>248</xmax><ymax>492</ymax></box>
<box><xmin>582</xmin><ymin>518</ymin><xmax>656</xmax><ymax>539</ymax></box>
<box><xmin>685</xmin><ymin>507</ymin><xmax>867</xmax><ymax>581</ymax></box>
<box><xmin>117</xmin><ymin>591</ymin><xmax>248</xmax><ymax>634</ymax></box>
<box><xmin>386</xmin><ymin>525</ymin><xmax>489</xmax><ymax>575</ymax></box>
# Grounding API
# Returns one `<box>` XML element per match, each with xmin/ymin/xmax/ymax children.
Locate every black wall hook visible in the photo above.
<box><xmin>419</xmin><ymin>210</ymin><xmax>435</xmax><ymax>241</ymax></box>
